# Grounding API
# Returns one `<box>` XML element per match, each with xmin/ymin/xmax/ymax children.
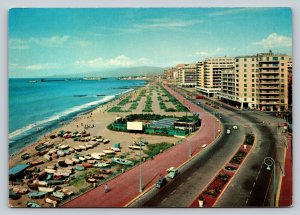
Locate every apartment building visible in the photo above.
<box><xmin>196</xmin><ymin>57</ymin><xmax>235</xmax><ymax>97</ymax></box>
<box><xmin>177</xmin><ymin>64</ymin><xmax>198</xmax><ymax>88</ymax></box>
<box><xmin>219</xmin><ymin>51</ymin><xmax>291</xmax><ymax>111</ymax></box>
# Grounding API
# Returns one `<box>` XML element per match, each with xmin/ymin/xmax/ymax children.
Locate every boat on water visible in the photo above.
<box><xmin>27</xmin><ymin>201</ymin><xmax>41</xmax><ymax>208</ymax></box>
<box><xmin>28</xmin><ymin>191</ymin><xmax>47</xmax><ymax>199</ymax></box>
<box><xmin>112</xmin><ymin>157</ymin><xmax>134</xmax><ymax>166</ymax></box>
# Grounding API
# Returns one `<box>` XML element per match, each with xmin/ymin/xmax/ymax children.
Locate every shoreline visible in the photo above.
<box><xmin>8</xmin><ymin>85</ymin><xmax>144</xmax><ymax>160</ymax></box>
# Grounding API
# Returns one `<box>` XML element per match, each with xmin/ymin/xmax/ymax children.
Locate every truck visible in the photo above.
<box><xmin>196</xmin><ymin>95</ymin><xmax>205</xmax><ymax>99</ymax></box>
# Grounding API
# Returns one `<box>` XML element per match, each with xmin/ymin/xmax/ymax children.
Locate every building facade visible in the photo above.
<box><xmin>196</xmin><ymin>57</ymin><xmax>235</xmax><ymax>97</ymax></box>
<box><xmin>219</xmin><ymin>51</ymin><xmax>291</xmax><ymax>111</ymax></box>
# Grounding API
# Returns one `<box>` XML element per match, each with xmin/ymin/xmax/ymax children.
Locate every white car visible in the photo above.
<box><xmin>226</xmin><ymin>129</ymin><xmax>231</xmax><ymax>134</ymax></box>
<box><xmin>201</xmin><ymin>144</ymin><xmax>207</xmax><ymax>148</ymax></box>
<box><xmin>233</xmin><ymin>125</ymin><xmax>238</xmax><ymax>130</ymax></box>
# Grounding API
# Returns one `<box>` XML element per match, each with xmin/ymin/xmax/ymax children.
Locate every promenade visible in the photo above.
<box><xmin>63</xmin><ymin>84</ymin><xmax>221</xmax><ymax>207</ymax></box>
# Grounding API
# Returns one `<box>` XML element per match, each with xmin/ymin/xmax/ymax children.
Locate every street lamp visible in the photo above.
<box><xmin>264</xmin><ymin>157</ymin><xmax>276</xmax><ymax>207</ymax></box>
<box><xmin>139</xmin><ymin>137</ymin><xmax>143</xmax><ymax>193</ymax></box>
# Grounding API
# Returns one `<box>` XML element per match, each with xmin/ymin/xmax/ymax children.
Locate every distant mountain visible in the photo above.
<box><xmin>49</xmin><ymin>66</ymin><xmax>165</xmax><ymax>78</ymax></box>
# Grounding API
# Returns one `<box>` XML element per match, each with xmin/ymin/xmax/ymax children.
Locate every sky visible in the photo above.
<box><xmin>8</xmin><ymin>8</ymin><xmax>292</xmax><ymax>78</ymax></box>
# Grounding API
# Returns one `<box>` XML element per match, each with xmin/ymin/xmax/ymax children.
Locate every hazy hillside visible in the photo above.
<box><xmin>49</xmin><ymin>66</ymin><xmax>165</xmax><ymax>78</ymax></box>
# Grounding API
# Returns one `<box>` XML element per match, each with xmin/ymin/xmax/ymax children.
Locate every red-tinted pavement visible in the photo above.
<box><xmin>62</xmin><ymin>85</ymin><xmax>221</xmax><ymax>207</ymax></box>
<box><xmin>278</xmin><ymin>133</ymin><xmax>293</xmax><ymax>207</ymax></box>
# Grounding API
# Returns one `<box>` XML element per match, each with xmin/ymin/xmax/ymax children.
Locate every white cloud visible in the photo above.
<box><xmin>208</xmin><ymin>8</ymin><xmax>269</xmax><ymax>17</ymax></box>
<box><xmin>253</xmin><ymin>33</ymin><xmax>292</xmax><ymax>48</ymax></box>
<box><xmin>29</xmin><ymin>35</ymin><xmax>70</xmax><ymax>47</ymax></box>
<box><xmin>75</xmin><ymin>55</ymin><xmax>151</xmax><ymax>68</ymax></box>
<box><xmin>10</xmin><ymin>63</ymin><xmax>60</xmax><ymax>71</ymax></box>
<box><xmin>133</xmin><ymin>18</ymin><xmax>203</xmax><ymax>30</ymax></box>
<box><xmin>195</xmin><ymin>47</ymin><xmax>224</xmax><ymax>56</ymax></box>
<box><xmin>9</xmin><ymin>35</ymin><xmax>70</xmax><ymax>49</ymax></box>
<box><xmin>9</xmin><ymin>39</ymin><xmax>30</xmax><ymax>50</ymax></box>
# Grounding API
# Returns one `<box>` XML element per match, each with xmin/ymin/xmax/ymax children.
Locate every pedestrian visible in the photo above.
<box><xmin>105</xmin><ymin>183</ymin><xmax>109</xmax><ymax>193</ymax></box>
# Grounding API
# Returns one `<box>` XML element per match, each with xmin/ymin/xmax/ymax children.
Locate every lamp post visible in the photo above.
<box><xmin>264</xmin><ymin>157</ymin><xmax>276</xmax><ymax>207</ymax></box>
<box><xmin>139</xmin><ymin>137</ymin><xmax>143</xmax><ymax>193</ymax></box>
<box><xmin>188</xmin><ymin>125</ymin><xmax>192</xmax><ymax>157</ymax></box>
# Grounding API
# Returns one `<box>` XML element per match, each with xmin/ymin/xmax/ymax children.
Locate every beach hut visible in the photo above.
<box><xmin>9</xmin><ymin>163</ymin><xmax>30</xmax><ymax>182</ymax></box>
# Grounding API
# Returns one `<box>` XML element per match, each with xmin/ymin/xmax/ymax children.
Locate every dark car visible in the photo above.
<box><xmin>225</xmin><ymin>166</ymin><xmax>237</xmax><ymax>171</ymax></box>
<box><xmin>155</xmin><ymin>177</ymin><xmax>167</xmax><ymax>189</ymax></box>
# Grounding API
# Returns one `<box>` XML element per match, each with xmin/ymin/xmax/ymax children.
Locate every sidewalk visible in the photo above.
<box><xmin>62</xmin><ymin>85</ymin><xmax>221</xmax><ymax>207</ymax></box>
<box><xmin>278</xmin><ymin>133</ymin><xmax>293</xmax><ymax>206</ymax></box>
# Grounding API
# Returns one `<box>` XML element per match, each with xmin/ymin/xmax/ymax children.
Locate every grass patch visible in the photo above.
<box><xmin>144</xmin><ymin>142</ymin><xmax>173</xmax><ymax>158</ymax></box>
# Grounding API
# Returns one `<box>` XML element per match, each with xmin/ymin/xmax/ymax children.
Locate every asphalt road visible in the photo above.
<box><xmin>139</xmin><ymin>99</ymin><xmax>249</xmax><ymax>207</ymax></box>
<box><xmin>174</xmin><ymin>87</ymin><xmax>284</xmax><ymax>207</ymax></box>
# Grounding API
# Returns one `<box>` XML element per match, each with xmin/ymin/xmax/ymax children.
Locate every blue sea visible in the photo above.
<box><xmin>9</xmin><ymin>78</ymin><xmax>146</xmax><ymax>154</ymax></box>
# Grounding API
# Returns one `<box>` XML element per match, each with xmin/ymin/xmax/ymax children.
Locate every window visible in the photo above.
<box><xmin>252</xmin><ymin>69</ymin><xmax>255</xmax><ymax>72</ymax></box>
<box><xmin>244</xmin><ymin>58</ymin><xmax>247</xmax><ymax>62</ymax></box>
<box><xmin>252</xmin><ymin>84</ymin><xmax>255</xmax><ymax>87</ymax></box>
<box><xmin>252</xmin><ymin>74</ymin><xmax>255</xmax><ymax>77</ymax></box>
<box><xmin>267</xmin><ymin>57</ymin><xmax>270</xmax><ymax>61</ymax></box>
<box><xmin>244</xmin><ymin>84</ymin><xmax>247</xmax><ymax>87</ymax></box>
<box><xmin>252</xmin><ymin>58</ymin><xmax>255</xmax><ymax>61</ymax></box>
<box><xmin>244</xmin><ymin>93</ymin><xmax>247</xmax><ymax>96</ymax></box>
<box><xmin>244</xmin><ymin>79</ymin><xmax>247</xmax><ymax>82</ymax></box>
<box><xmin>252</xmin><ymin>64</ymin><xmax>255</xmax><ymax>67</ymax></box>
<box><xmin>281</xmin><ymin>57</ymin><xmax>284</xmax><ymax>60</ymax></box>
<box><xmin>252</xmin><ymin>98</ymin><xmax>255</xmax><ymax>101</ymax></box>
<box><xmin>252</xmin><ymin>79</ymin><xmax>255</xmax><ymax>82</ymax></box>
<box><xmin>252</xmin><ymin>89</ymin><xmax>255</xmax><ymax>92</ymax></box>
<box><xmin>244</xmin><ymin>74</ymin><xmax>247</xmax><ymax>77</ymax></box>
<box><xmin>244</xmin><ymin>69</ymin><xmax>247</xmax><ymax>72</ymax></box>
<box><xmin>244</xmin><ymin>64</ymin><xmax>247</xmax><ymax>67</ymax></box>
<box><xmin>273</xmin><ymin>63</ymin><xmax>278</xmax><ymax>66</ymax></box>
<box><xmin>236</xmin><ymin>59</ymin><xmax>239</xmax><ymax>62</ymax></box>
<box><xmin>273</xmin><ymin>57</ymin><xmax>278</xmax><ymax>61</ymax></box>
<box><xmin>281</xmin><ymin>68</ymin><xmax>284</xmax><ymax>72</ymax></box>
<box><xmin>281</xmin><ymin>63</ymin><xmax>284</xmax><ymax>66</ymax></box>
<box><xmin>244</xmin><ymin>98</ymin><xmax>247</xmax><ymax>101</ymax></box>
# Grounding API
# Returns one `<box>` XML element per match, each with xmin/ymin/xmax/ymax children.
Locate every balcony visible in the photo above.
<box><xmin>257</xmin><ymin>91</ymin><xmax>280</xmax><ymax>95</ymax></box>
<box><xmin>258</xmin><ymin>76</ymin><xmax>279</xmax><ymax>80</ymax></box>
<box><xmin>257</xmin><ymin>81</ymin><xmax>280</xmax><ymax>85</ymax></box>
<box><xmin>258</xmin><ymin>63</ymin><xmax>279</xmax><ymax>68</ymax></box>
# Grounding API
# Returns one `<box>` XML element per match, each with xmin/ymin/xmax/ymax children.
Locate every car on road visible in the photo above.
<box><xmin>225</xmin><ymin>166</ymin><xmax>237</xmax><ymax>171</ymax></box>
<box><xmin>167</xmin><ymin>167</ymin><xmax>179</xmax><ymax>179</ymax></box>
<box><xmin>156</xmin><ymin>177</ymin><xmax>167</xmax><ymax>188</ymax></box>
<box><xmin>201</xmin><ymin>144</ymin><xmax>207</xmax><ymax>148</ymax></box>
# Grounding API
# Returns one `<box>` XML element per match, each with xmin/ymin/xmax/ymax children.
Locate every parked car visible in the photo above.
<box><xmin>201</xmin><ymin>144</ymin><xmax>207</xmax><ymax>148</ymax></box>
<box><xmin>155</xmin><ymin>177</ymin><xmax>167</xmax><ymax>189</ymax></box>
<box><xmin>167</xmin><ymin>168</ymin><xmax>179</xmax><ymax>179</ymax></box>
<box><xmin>226</xmin><ymin>129</ymin><xmax>231</xmax><ymax>134</ymax></box>
<box><xmin>233</xmin><ymin>125</ymin><xmax>238</xmax><ymax>130</ymax></box>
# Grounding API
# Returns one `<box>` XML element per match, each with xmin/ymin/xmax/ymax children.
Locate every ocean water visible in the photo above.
<box><xmin>9</xmin><ymin>78</ymin><xmax>146</xmax><ymax>154</ymax></box>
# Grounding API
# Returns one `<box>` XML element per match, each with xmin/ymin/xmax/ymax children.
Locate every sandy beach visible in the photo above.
<box><xmin>9</xmin><ymin>83</ymin><xmax>190</xmax><ymax>207</ymax></box>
